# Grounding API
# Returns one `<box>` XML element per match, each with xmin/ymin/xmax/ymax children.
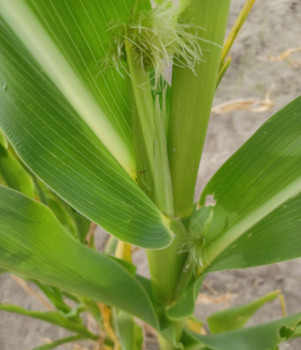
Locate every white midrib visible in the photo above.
<box><xmin>0</xmin><ymin>0</ymin><xmax>135</xmax><ymax>176</ymax></box>
<box><xmin>204</xmin><ymin>177</ymin><xmax>301</xmax><ymax>266</ymax></box>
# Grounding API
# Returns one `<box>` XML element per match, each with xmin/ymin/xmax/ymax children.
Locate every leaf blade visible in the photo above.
<box><xmin>0</xmin><ymin>14</ymin><xmax>172</xmax><ymax>249</ymax></box>
<box><xmin>0</xmin><ymin>0</ymin><xmax>135</xmax><ymax>171</ymax></box>
<box><xmin>207</xmin><ymin>291</ymin><xmax>280</xmax><ymax>334</ymax></box>
<box><xmin>209</xmin><ymin>193</ymin><xmax>301</xmax><ymax>271</ymax></box>
<box><xmin>0</xmin><ymin>186</ymin><xmax>158</xmax><ymax>328</ymax></box>
<box><xmin>200</xmin><ymin>97</ymin><xmax>301</xmax><ymax>270</ymax></box>
<box><xmin>185</xmin><ymin>313</ymin><xmax>301</xmax><ymax>350</ymax></box>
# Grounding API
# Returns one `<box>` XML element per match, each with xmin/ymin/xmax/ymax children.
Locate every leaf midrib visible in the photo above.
<box><xmin>204</xmin><ymin>177</ymin><xmax>301</xmax><ymax>268</ymax></box>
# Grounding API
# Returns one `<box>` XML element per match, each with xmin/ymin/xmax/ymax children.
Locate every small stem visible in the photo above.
<box><xmin>216</xmin><ymin>57</ymin><xmax>232</xmax><ymax>88</ymax></box>
<box><xmin>125</xmin><ymin>40</ymin><xmax>174</xmax><ymax>216</ymax></box>
<box><xmin>279</xmin><ymin>293</ymin><xmax>287</xmax><ymax>317</ymax></box>
<box><xmin>221</xmin><ymin>0</ymin><xmax>256</xmax><ymax>63</ymax></box>
<box><xmin>32</xmin><ymin>334</ymin><xmax>93</xmax><ymax>350</ymax></box>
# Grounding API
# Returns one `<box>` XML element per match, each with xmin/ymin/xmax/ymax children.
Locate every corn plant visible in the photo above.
<box><xmin>0</xmin><ymin>0</ymin><xmax>301</xmax><ymax>349</ymax></box>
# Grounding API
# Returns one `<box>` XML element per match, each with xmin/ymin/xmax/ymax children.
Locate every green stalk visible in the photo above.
<box><xmin>125</xmin><ymin>40</ymin><xmax>186</xmax><ymax>346</ymax></box>
<box><xmin>147</xmin><ymin>220</ymin><xmax>188</xmax><ymax>304</ymax></box>
<box><xmin>125</xmin><ymin>40</ymin><xmax>174</xmax><ymax>216</ymax></box>
<box><xmin>147</xmin><ymin>220</ymin><xmax>190</xmax><ymax>350</ymax></box>
<box><xmin>125</xmin><ymin>4</ymin><xmax>231</xmax><ymax>348</ymax></box>
<box><xmin>168</xmin><ymin>0</ymin><xmax>231</xmax><ymax>218</ymax></box>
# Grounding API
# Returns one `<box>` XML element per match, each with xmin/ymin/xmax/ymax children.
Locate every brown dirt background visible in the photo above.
<box><xmin>1</xmin><ymin>1</ymin><xmax>301</xmax><ymax>349</ymax></box>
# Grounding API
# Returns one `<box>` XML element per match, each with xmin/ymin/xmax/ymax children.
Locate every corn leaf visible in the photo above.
<box><xmin>199</xmin><ymin>97</ymin><xmax>301</xmax><ymax>271</ymax></box>
<box><xmin>207</xmin><ymin>291</ymin><xmax>280</xmax><ymax>334</ymax></box>
<box><xmin>184</xmin><ymin>313</ymin><xmax>301</xmax><ymax>350</ymax></box>
<box><xmin>0</xmin><ymin>304</ymin><xmax>97</xmax><ymax>339</ymax></box>
<box><xmin>32</xmin><ymin>335</ymin><xmax>88</xmax><ymax>350</ymax></box>
<box><xmin>115</xmin><ymin>310</ymin><xmax>144</xmax><ymax>350</ymax></box>
<box><xmin>0</xmin><ymin>0</ymin><xmax>136</xmax><ymax>169</ymax></box>
<box><xmin>0</xmin><ymin>186</ymin><xmax>158</xmax><ymax>328</ymax></box>
<box><xmin>0</xmin><ymin>0</ymin><xmax>172</xmax><ymax>249</ymax></box>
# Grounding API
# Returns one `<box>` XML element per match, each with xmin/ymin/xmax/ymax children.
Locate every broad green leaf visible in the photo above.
<box><xmin>183</xmin><ymin>313</ymin><xmax>301</xmax><ymax>350</ymax></box>
<box><xmin>0</xmin><ymin>143</ymin><xmax>35</xmax><ymax>197</ymax></box>
<box><xmin>207</xmin><ymin>290</ymin><xmax>280</xmax><ymax>334</ymax></box>
<box><xmin>115</xmin><ymin>310</ymin><xmax>144</xmax><ymax>350</ymax></box>
<box><xmin>0</xmin><ymin>186</ymin><xmax>158</xmax><ymax>328</ymax></box>
<box><xmin>0</xmin><ymin>0</ymin><xmax>135</xmax><ymax>170</ymax></box>
<box><xmin>32</xmin><ymin>335</ymin><xmax>88</xmax><ymax>350</ymax></box>
<box><xmin>0</xmin><ymin>1</ymin><xmax>172</xmax><ymax>249</ymax></box>
<box><xmin>0</xmin><ymin>304</ymin><xmax>97</xmax><ymax>339</ymax></box>
<box><xmin>209</xmin><ymin>193</ymin><xmax>301</xmax><ymax>270</ymax></box>
<box><xmin>199</xmin><ymin>97</ymin><xmax>301</xmax><ymax>270</ymax></box>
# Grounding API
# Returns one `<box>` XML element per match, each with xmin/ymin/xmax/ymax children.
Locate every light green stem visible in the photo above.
<box><xmin>125</xmin><ymin>40</ymin><xmax>174</xmax><ymax>216</ymax></box>
<box><xmin>147</xmin><ymin>220</ymin><xmax>187</xmax><ymax>304</ymax></box>
<box><xmin>125</xmin><ymin>34</ymin><xmax>185</xmax><ymax>346</ymax></box>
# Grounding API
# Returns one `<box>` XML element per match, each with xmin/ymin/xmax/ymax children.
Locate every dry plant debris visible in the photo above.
<box><xmin>267</xmin><ymin>47</ymin><xmax>301</xmax><ymax>68</ymax></box>
<box><xmin>11</xmin><ymin>275</ymin><xmax>54</xmax><ymax>311</ymax></box>
<box><xmin>267</xmin><ymin>47</ymin><xmax>301</xmax><ymax>61</ymax></box>
<box><xmin>211</xmin><ymin>85</ymin><xmax>274</xmax><ymax>114</ymax></box>
<box><xmin>196</xmin><ymin>292</ymin><xmax>238</xmax><ymax>307</ymax></box>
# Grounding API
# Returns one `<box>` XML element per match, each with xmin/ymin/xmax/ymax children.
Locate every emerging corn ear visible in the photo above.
<box><xmin>103</xmin><ymin>1</ymin><xmax>205</xmax><ymax>89</ymax></box>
